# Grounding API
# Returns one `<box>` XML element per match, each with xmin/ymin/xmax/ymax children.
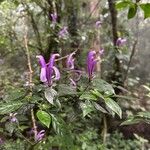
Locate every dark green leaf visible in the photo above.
<box><xmin>0</xmin><ymin>101</ymin><xmax>23</xmax><ymax>115</ymax></box>
<box><xmin>58</xmin><ymin>84</ymin><xmax>76</xmax><ymax>96</ymax></box>
<box><xmin>93</xmin><ymin>79</ymin><xmax>115</xmax><ymax>95</ymax></box>
<box><xmin>128</xmin><ymin>4</ymin><xmax>137</xmax><ymax>19</ymax></box>
<box><xmin>92</xmin><ymin>102</ymin><xmax>108</xmax><ymax>114</ymax></box>
<box><xmin>79</xmin><ymin>91</ymin><xmax>97</xmax><ymax>101</ymax></box>
<box><xmin>36</xmin><ymin>110</ymin><xmax>51</xmax><ymax>128</ymax></box>
<box><xmin>140</xmin><ymin>3</ymin><xmax>150</xmax><ymax>19</ymax></box>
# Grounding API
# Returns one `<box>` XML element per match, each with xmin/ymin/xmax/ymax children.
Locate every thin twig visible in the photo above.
<box><xmin>123</xmin><ymin>40</ymin><xmax>137</xmax><ymax>83</ymax></box>
<box><xmin>24</xmin><ymin>25</ymin><xmax>37</xmax><ymax>142</ymax></box>
<box><xmin>82</xmin><ymin>0</ymin><xmax>101</xmax><ymax>25</ymax></box>
<box><xmin>45</xmin><ymin>49</ymin><xmax>78</xmax><ymax>65</ymax></box>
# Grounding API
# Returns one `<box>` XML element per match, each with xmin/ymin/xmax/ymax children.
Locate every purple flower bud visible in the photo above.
<box><xmin>58</xmin><ymin>26</ymin><xmax>68</xmax><ymax>38</ymax></box>
<box><xmin>87</xmin><ymin>50</ymin><xmax>97</xmax><ymax>81</ymax></box>
<box><xmin>35</xmin><ymin>130</ymin><xmax>45</xmax><ymax>142</ymax></box>
<box><xmin>116</xmin><ymin>38</ymin><xmax>126</xmax><ymax>47</ymax></box>
<box><xmin>95</xmin><ymin>21</ymin><xmax>102</xmax><ymax>28</ymax></box>
<box><xmin>66</xmin><ymin>52</ymin><xmax>75</xmax><ymax>70</ymax></box>
<box><xmin>9</xmin><ymin>113</ymin><xmax>18</xmax><ymax>123</ymax></box>
<box><xmin>99</xmin><ymin>48</ymin><xmax>104</xmax><ymax>55</ymax></box>
<box><xmin>51</xmin><ymin>13</ymin><xmax>57</xmax><ymax>23</ymax></box>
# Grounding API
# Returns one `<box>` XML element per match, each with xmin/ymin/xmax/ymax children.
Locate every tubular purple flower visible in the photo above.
<box><xmin>95</xmin><ymin>20</ymin><xmax>102</xmax><ymax>28</ymax></box>
<box><xmin>36</xmin><ymin>54</ymin><xmax>60</xmax><ymax>86</ymax></box>
<box><xmin>47</xmin><ymin>54</ymin><xmax>60</xmax><ymax>85</ymax></box>
<box><xmin>116</xmin><ymin>38</ymin><xmax>126</xmax><ymax>47</ymax></box>
<box><xmin>66</xmin><ymin>52</ymin><xmax>75</xmax><ymax>70</ymax></box>
<box><xmin>35</xmin><ymin>130</ymin><xmax>45</xmax><ymax>142</ymax></box>
<box><xmin>58</xmin><ymin>26</ymin><xmax>68</xmax><ymax>38</ymax></box>
<box><xmin>87</xmin><ymin>50</ymin><xmax>97</xmax><ymax>81</ymax></box>
<box><xmin>36</xmin><ymin>55</ymin><xmax>47</xmax><ymax>83</ymax></box>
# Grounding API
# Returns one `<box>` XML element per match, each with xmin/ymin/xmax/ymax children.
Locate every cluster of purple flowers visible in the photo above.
<box><xmin>36</xmin><ymin>49</ymin><xmax>105</xmax><ymax>86</ymax></box>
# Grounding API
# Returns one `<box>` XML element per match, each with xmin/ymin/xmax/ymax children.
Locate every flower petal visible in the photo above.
<box><xmin>36</xmin><ymin>55</ymin><xmax>46</xmax><ymax>68</ymax></box>
<box><xmin>52</xmin><ymin>66</ymin><xmax>60</xmax><ymax>81</ymax></box>
<box><xmin>67</xmin><ymin>52</ymin><xmax>75</xmax><ymax>70</ymax></box>
<box><xmin>40</xmin><ymin>67</ymin><xmax>47</xmax><ymax>82</ymax></box>
<box><xmin>47</xmin><ymin>54</ymin><xmax>60</xmax><ymax>85</ymax></box>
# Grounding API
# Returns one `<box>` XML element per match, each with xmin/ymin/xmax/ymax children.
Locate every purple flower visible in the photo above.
<box><xmin>99</xmin><ymin>48</ymin><xmax>104</xmax><ymax>55</ymax></box>
<box><xmin>95</xmin><ymin>21</ymin><xmax>102</xmax><ymax>28</ymax></box>
<box><xmin>0</xmin><ymin>138</ymin><xmax>4</xmax><ymax>145</ymax></box>
<box><xmin>58</xmin><ymin>26</ymin><xmax>68</xmax><ymax>38</ymax></box>
<box><xmin>87</xmin><ymin>50</ymin><xmax>97</xmax><ymax>81</ymax></box>
<box><xmin>51</xmin><ymin>13</ymin><xmax>57</xmax><ymax>23</ymax></box>
<box><xmin>66</xmin><ymin>52</ymin><xmax>75</xmax><ymax>70</ymax></box>
<box><xmin>35</xmin><ymin>130</ymin><xmax>45</xmax><ymax>142</ymax></box>
<box><xmin>9</xmin><ymin>113</ymin><xmax>18</xmax><ymax>123</ymax></box>
<box><xmin>36</xmin><ymin>54</ymin><xmax>60</xmax><ymax>86</ymax></box>
<box><xmin>116</xmin><ymin>38</ymin><xmax>126</xmax><ymax>47</ymax></box>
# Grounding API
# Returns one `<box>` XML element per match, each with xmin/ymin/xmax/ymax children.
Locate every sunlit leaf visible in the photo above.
<box><xmin>104</xmin><ymin>98</ymin><xmax>122</xmax><ymax>118</ymax></box>
<box><xmin>140</xmin><ymin>3</ymin><xmax>150</xmax><ymax>19</ymax></box>
<box><xmin>44</xmin><ymin>87</ymin><xmax>57</xmax><ymax>104</ymax></box>
<box><xmin>116</xmin><ymin>1</ymin><xmax>131</xmax><ymax>10</ymax></box>
<box><xmin>36</xmin><ymin>110</ymin><xmax>51</xmax><ymax>128</ymax></box>
<box><xmin>80</xmin><ymin>101</ymin><xmax>94</xmax><ymax>117</ymax></box>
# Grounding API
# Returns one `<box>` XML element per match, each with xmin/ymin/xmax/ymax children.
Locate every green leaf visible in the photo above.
<box><xmin>143</xmin><ymin>85</ymin><xmax>150</xmax><ymax>92</ymax></box>
<box><xmin>36</xmin><ymin>110</ymin><xmax>51</xmax><ymax>128</ymax></box>
<box><xmin>58</xmin><ymin>84</ymin><xmax>76</xmax><ymax>96</ymax></box>
<box><xmin>91</xmin><ymin>89</ymin><xmax>105</xmax><ymax>99</ymax></box>
<box><xmin>93</xmin><ymin>79</ymin><xmax>115</xmax><ymax>95</ymax></box>
<box><xmin>5</xmin><ymin>122</ymin><xmax>17</xmax><ymax>134</ymax></box>
<box><xmin>79</xmin><ymin>91</ymin><xmax>97</xmax><ymax>101</ymax></box>
<box><xmin>137</xmin><ymin>111</ymin><xmax>150</xmax><ymax>119</ymax></box>
<box><xmin>140</xmin><ymin>3</ymin><xmax>150</xmax><ymax>19</ymax></box>
<box><xmin>44</xmin><ymin>87</ymin><xmax>57</xmax><ymax>104</ymax></box>
<box><xmin>92</xmin><ymin>102</ymin><xmax>108</xmax><ymax>114</ymax></box>
<box><xmin>0</xmin><ymin>101</ymin><xmax>23</xmax><ymax>115</ymax></box>
<box><xmin>116</xmin><ymin>1</ymin><xmax>131</xmax><ymax>10</ymax></box>
<box><xmin>128</xmin><ymin>3</ymin><xmax>137</xmax><ymax>19</ymax></box>
<box><xmin>51</xmin><ymin>115</ymin><xmax>74</xmax><ymax>149</ymax></box>
<box><xmin>104</xmin><ymin>98</ymin><xmax>122</xmax><ymax>118</ymax></box>
<box><xmin>121</xmin><ymin>118</ymin><xmax>141</xmax><ymax>125</ymax></box>
<box><xmin>80</xmin><ymin>101</ymin><xmax>94</xmax><ymax>117</ymax></box>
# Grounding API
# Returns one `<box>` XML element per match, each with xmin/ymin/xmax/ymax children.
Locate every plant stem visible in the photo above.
<box><xmin>24</xmin><ymin>25</ymin><xmax>37</xmax><ymax>142</ymax></box>
<box><xmin>102</xmin><ymin>115</ymin><xmax>107</xmax><ymax>144</ymax></box>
